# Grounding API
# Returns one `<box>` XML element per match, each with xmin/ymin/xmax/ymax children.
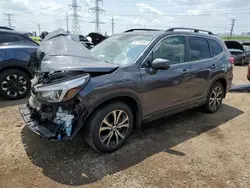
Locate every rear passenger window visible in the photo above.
<box><xmin>188</xmin><ymin>36</ymin><xmax>210</xmax><ymax>61</ymax></box>
<box><xmin>208</xmin><ymin>39</ymin><xmax>223</xmax><ymax>57</ymax></box>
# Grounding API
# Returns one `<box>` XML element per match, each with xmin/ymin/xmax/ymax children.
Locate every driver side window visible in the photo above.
<box><xmin>153</xmin><ymin>36</ymin><xmax>185</xmax><ymax>65</ymax></box>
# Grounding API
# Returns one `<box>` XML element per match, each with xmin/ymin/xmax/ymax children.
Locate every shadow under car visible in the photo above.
<box><xmin>21</xmin><ymin>104</ymin><xmax>243</xmax><ymax>186</ymax></box>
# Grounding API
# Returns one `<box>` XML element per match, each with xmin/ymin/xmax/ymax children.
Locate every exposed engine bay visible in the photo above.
<box><xmin>27</xmin><ymin>94</ymin><xmax>83</xmax><ymax>140</ymax></box>
<box><xmin>27</xmin><ymin>71</ymin><xmax>88</xmax><ymax>140</ymax></box>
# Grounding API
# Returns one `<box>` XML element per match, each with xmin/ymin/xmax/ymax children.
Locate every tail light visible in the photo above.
<box><xmin>229</xmin><ymin>56</ymin><xmax>234</xmax><ymax>64</ymax></box>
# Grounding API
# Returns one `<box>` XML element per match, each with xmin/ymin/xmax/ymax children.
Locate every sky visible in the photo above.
<box><xmin>1</xmin><ymin>0</ymin><xmax>250</xmax><ymax>36</ymax></box>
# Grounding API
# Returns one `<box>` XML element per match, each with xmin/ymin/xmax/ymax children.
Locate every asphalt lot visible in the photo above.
<box><xmin>0</xmin><ymin>65</ymin><xmax>250</xmax><ymax>188</ymax></box>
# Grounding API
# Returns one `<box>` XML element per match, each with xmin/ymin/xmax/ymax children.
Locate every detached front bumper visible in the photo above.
<box><xmin>19</xmin><ymin>104</ymin><xmax>58</xmax><ymax>139</ymax></box>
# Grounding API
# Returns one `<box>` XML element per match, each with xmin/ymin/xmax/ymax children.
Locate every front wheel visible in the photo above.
<box><xmin>0</xmin><ymin>69</ymin><xmax>31</xmax><ymax>100</ymax></box>
<box><xmin>204</xmin><ymin>82</ymin><xmax>224</xmax><ymax>113</ymax></box>
<box><xmin>84</xmin><ymin>102</ymin><xmax>134</xmax><ymax>153</ymax></box>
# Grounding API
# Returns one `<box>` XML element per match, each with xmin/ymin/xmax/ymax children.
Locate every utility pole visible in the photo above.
<box><xmin>111</xmin><ymin>17</ymin><xmax>114</xmax><ymax>35</ymax></box>
<box><xmin>89</xmin><ymin>0</ymin><xmax>105</xmax><ymax>34</ymax></box>
<box><xmin>69</xmin><ymin>0</ymin><xmax>81</xmax><ymax>34</ymax></box>
<box><xmin>229</xmin><ymin>18</ymin><xmax>236</xmax><ymax>39</ymax></box>
<box><xmin>38</xmin><ymin>24</ymin><xmax>41</xmax><ymax>35</ymax></box>
<box><xmin>3</xmin><ymin>13</ymin><xmax>15</xmax><ymax>29</ymax></box>
<box><xmin>66</xmin><ymin>13</ymin><xmax>69</xmax><ymax>32</ymax></box>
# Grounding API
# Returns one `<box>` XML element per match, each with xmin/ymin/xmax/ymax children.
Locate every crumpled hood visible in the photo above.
<box><xmin>38</xmin><ymin>29</ymin><xmax>118</xmax><ymax>73</ymax></box>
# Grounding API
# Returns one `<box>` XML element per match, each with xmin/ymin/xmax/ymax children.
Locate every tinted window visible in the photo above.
<box><xmin>188</xmin><ymin>36</ymin><xmax>210</xmax><ymax>61</ymax></box>
<box><xmin>0</xmin><ymin>32</ymin><xmax>26</xmax><ymax>44</ymax></box>
<box><xmin>209</xmin><ymin>39</ymin><xmax>223</xmax><ymax>57</ymax></box>
<box><xmin>153</xmin><ymin>36</ymin><xmax>185</xmax><ymax>64</ymax></box>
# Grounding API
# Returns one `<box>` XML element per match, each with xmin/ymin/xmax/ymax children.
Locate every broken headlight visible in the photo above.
<box><xmin>35</xmin><ymin>74</ymin><xmax>89</xmax><ymax>102</ymax></box>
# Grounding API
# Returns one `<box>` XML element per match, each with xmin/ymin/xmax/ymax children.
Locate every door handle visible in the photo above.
<box><xmin>182</xmin><ymin>69</ymin><xmax>188</xmax><ymax>73</ymax></box>
<box><xmin>212</xmin><ymin>64</ymin><xmax>216</xmax><ymax>69</ymax></box>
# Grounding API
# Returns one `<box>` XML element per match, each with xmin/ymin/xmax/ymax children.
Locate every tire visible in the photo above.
<box><xmin>204</xmin><ymin>82</ymin><xmax>225</xmax><ymax>113</ymax></box>
<box><xmin>0</xmin><ymin>69</ymin><xmax>31</xmax><ymax>100</ymax></box>
<box><xmin>241</xmin><ymin>58</ymin><xmax>245</xmax><ymax>66</ymax></box>
<box><xmin>84</xmin><ymin>102</ymin><xmax>134</xmax><ymax>153</ymax></box>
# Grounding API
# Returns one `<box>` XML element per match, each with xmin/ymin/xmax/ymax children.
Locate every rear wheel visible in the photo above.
<box><xmin>0</xmin><ymin>69</ymin><xmax>31</xmax><ymax>100</ymax></box>
<box><xmin>204</xmin><ymin>82</ymin><xmax>224</xmax><ymax>113</ymax></box>
<box><xmin>84</xmin><ymin>102</ymin><xmax>134</xmax><ymax>153</ymax></box>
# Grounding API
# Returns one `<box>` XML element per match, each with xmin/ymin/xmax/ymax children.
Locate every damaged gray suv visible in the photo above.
<box><xmin>20</xmin><ymin>28</ymin><xmax>233</xmax><ymax>153</ymax></box>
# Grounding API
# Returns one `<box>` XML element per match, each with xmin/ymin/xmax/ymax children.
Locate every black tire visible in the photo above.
<box><xmin>84</xmin><ymin>102</ymin><xmax>134</xmax><ymax>153</ymax></box>
<box><xmin>0</xmin><ymin>69</ymin><xmax>31</xmax><ymax>100</ymax></box>
<box><xmin>241</xmin><ymin>58</ymin><xmax>245</xmax><ymax>66</ymax></box>
<box><xmin>204</xmin><ymin>82</ymin><xmax>225</xmax><ymax>113</ymax></box>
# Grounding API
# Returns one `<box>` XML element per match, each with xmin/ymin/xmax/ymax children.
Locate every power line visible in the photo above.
<box><xmin>106</xmin><ymin>11</ymin><xmax>250</xmax><ymax>17</ymax></box>
<box><xmin>66</xmin><ymin>13</ymin><xmax>69</xmax><ymax>32</ymax></box>
<box><xmin>3</xmin><ymin>13</ymin><xmax>15</xmax><ymax>29</ymax></box>
<box><xmin>111</xmin><ymin>17</ymin><xmax>114</xmax><ymax>35</ymax></box>
<box><xmin>89</xmin><ymin>0</ymin><xmax>105</xmax><ymax>33</ymax></box>
<box><xmin>69</xmin><ymin>0</ymin><xmax>81</xmax><ymax>34</ymax></box>
<box><xmin>229</xmin><ymin>18</ymin><xmax>236</xmax><ymax>39</ymax></box>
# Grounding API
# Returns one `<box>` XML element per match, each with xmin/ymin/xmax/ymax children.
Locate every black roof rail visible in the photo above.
<box><xmin>166</xmin><ymin>27</ymin><xmax>214</xmax><ymax>35</ymax></box>
<box><xmin>0</xmin><ymin>26</ymin><xmax>14</xmax><ymax>30</ymax></box>
<box><xmin>124</xmin><ymin>28</ymin><xmax>162</xmax><ymax>33</ymax></box>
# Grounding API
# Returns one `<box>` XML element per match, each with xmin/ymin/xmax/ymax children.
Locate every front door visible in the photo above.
<box><xmin>141</xmin><ymin>35</ymin><xmax>191</xmax><ymax>117</ymax></box>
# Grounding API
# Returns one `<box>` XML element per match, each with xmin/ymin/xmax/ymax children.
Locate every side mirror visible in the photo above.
<box><xmin>151</xmin><ymin>58</ymin><xmax>170</xmax><ymax>70</ymax></box>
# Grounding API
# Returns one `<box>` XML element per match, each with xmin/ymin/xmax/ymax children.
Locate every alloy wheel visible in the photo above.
<box><xmin>99</xmin><ymin>110</ymin><xmax>130</xmax><ymax>147</ymax></box>
<box><xmin>209</xmin><ymin>86</ymin><xmax>223</xmax><ymax>111</ymax></box>
<box><xmin>1</xmin><ymin>74</ymin><xmax>28</xmax><ymax>97</ymax></box>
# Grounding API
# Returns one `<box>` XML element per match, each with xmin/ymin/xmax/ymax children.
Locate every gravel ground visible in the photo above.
<box><xmin>0</xmin><ymin>66</ymin><xmax>250</xmax><ymax>188</ymax></box>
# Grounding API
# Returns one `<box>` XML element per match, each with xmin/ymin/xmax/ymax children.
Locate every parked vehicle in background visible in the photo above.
<box><xmin>242</xmin><ymin>42</ymin><xmax>250</xmax><ymax>64</ymax></box>
<box><xmin>71</xmin><ymin>34</ymin><xmax>94</xmax><ymax>49</ymax></box>
<box><xmin>0</xmin><ymin>28</ymin><xmax>38</xmax><ymax>99</ymax></box>
<box><xmin>19</xmin><ymin>28</ymin><xmax>233</xmax><ymax>153</ymax></box>
<box><xmin>39</xmin><ymin>31</ymin><xmax>49</xmax><ymax>40</ymax></box>
<box><xmin>29</xmin><ymin>36</ymin><xmax>41</xmax><ymax>43</ymax></box>
<box><xmin>86</xmin><ymin>32</ymin><xmax>107</xmax><ymax>45</ymax></box>
<box><xmin>20</xmin><ymin>31</ymin><xmax>42</xmax><ymax>43</ymax></box>
<box><xmin>224</xmin><ymin>40</ymin><xmax>250</xmax><ymax>65</ymax></box>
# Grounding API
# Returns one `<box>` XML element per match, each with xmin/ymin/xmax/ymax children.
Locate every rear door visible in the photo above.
<box><xmin>141</xmin><ymin>35</ymin><xmax>191</xmax><ymax>117</ymax></box>
<box><xmin>187</xmin><ymin>36</ymin><xmax>215</xmax><ymax>102</ymax></box>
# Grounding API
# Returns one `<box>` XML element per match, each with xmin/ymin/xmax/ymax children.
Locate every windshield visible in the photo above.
<box><xmin>90</xmin><ymin>33</ymin><xmax>155</xmax><ymax>65</ymax></box>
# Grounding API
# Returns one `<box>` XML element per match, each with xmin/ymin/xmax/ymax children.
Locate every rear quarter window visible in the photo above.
<box><xmin>208</xmin><ymin>39</ymin><xmax>223</xmax><ymax>57</ymax></box>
